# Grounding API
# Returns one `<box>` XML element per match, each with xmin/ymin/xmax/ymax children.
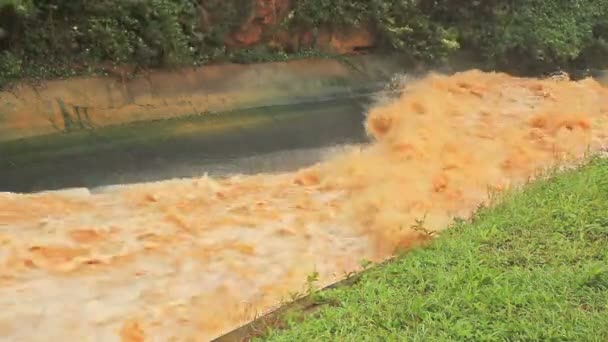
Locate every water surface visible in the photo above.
<box><xmin>0</xmin><ymin>97</ymin><xmax>370</xmax><ymax>193</ymax></box>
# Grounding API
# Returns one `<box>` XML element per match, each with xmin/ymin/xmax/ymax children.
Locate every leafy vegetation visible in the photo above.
<box><xmin>285</xmin><ymin>0</ymin><xmax>460</xmax><ymax>60</ymax></box>
<box><xmin>257</xmin><ymin>157</ymin><xmax>608</xmax><ymax>341</ymax></box>
<box><xmin>1</xmin><ymin>0</ymin><xmax>608</xmax><ymax>87</ymax></box>
<box><xmin>430</xmin><ymin>0</ymin><xmax>608</xmax><ymax>72</ymax></box>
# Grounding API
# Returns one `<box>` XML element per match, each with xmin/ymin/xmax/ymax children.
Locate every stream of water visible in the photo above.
<box><xmin>1</xmin><ymin>71</ymin><xmax>607</xmax><ymax>342</ymax></box>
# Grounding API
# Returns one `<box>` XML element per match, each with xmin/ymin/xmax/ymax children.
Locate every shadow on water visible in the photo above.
<box><xmin>0</xmin><ymin>96</ymin><xmax>371</xmax><ymax>193</ymax></box>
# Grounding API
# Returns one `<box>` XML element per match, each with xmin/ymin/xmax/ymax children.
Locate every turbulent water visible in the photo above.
<box><xmin>1</xmin><ymin>70</ymin><xmax>607</xmax><ymax>341</ymax></box>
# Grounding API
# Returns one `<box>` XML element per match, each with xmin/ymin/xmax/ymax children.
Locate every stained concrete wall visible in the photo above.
<box><xmin>0</xmin><ymin>55</ymin><xmax>407</xmax><ymax>142</ymax></box>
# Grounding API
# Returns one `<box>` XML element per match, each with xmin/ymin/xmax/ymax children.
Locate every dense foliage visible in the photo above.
<box><xmin>286</xmin><ymin>0</ymin><xmax>459</xmax><ymax>61</ymax></box>
<box><xmin>428</xmin><ymin>0</ymin><xmax>608</xmax><ymax>71</ymax></box>
<box><xmin>1</xmin><ymin>0</ymin><xmax>607</xmax><ymax>87</ymax></box>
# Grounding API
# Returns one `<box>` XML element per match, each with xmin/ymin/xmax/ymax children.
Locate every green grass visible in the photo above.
<box><xmin>259</xmin><ymin>157</ymin><xmax>608</xmax><ymax>341</ymax></box>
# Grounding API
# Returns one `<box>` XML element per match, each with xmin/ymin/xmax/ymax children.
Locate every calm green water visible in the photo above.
<box><xmin>0</xmin><ymin>97</ymin><xmax>371</xmax><ymax>193</ymax></box>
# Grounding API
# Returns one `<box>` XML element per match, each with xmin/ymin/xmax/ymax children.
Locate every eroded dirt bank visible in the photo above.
<box><xmin>1</xmin><ymin>71</ymin><xmax>607</xmax><ymax>341</ymax></box>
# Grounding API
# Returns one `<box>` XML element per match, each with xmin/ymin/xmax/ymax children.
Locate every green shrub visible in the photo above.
<box><xmin>288</xmin><ymin>0</ymin><xmax>459</xmax><ymax>61</ymax></box>
<box><xmin>429</xmin><ymin>0</ymin><xmax>608</xmax><ymax>72</ymax></box>
<box><xmin>19</xmin><ymin>0</ymin><xmax>201</xmax><ymax>67</ymax></box>
<box><xmin>0</xmin><ymin>50</ymin><xmax>22</xmax><ymax>81</ymax></box>
<box><xmin>0</xmin><ymin>0</ymin><xmax>33</xmax><ymax>14</ymax></box>
<box><xmin>1</xmin><ymin>0</ymin><xmax>608</xmax><ymax>87</ymax></box>
<box><xmin>486</xmin><ymin>0</ymin><xmax>607</xmax><ymax>71</ymax></box>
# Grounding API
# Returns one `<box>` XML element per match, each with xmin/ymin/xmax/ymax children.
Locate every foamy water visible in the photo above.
<box><xmin>1</xmin><ymin>71</ymin><xmax>607</xmax><ymax>341</ymax></box>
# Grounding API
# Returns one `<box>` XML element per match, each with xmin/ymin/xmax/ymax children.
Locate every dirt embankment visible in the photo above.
<box><xmin>1</xmin><ymin>71</ymin><xmax>607</xmax><ymax>341</ymax></box>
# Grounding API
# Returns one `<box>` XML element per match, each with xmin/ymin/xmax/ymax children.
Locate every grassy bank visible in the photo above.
<box><xmin>256</xmin><ymin>157</ymin><xmax>608</xmax><ymax>341</ymax></box>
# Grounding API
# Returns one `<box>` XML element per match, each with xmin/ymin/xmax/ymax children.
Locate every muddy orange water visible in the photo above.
<box><xmin>1</xmin><ymin>71</ymin><xmax>608</xmax><ymax>341</ymax></box>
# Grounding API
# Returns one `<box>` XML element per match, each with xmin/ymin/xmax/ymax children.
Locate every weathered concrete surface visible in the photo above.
<box><xmin>0</xmin><ymin>55</ymin><xmax>405</xmax><ymax>142</ymax></box>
